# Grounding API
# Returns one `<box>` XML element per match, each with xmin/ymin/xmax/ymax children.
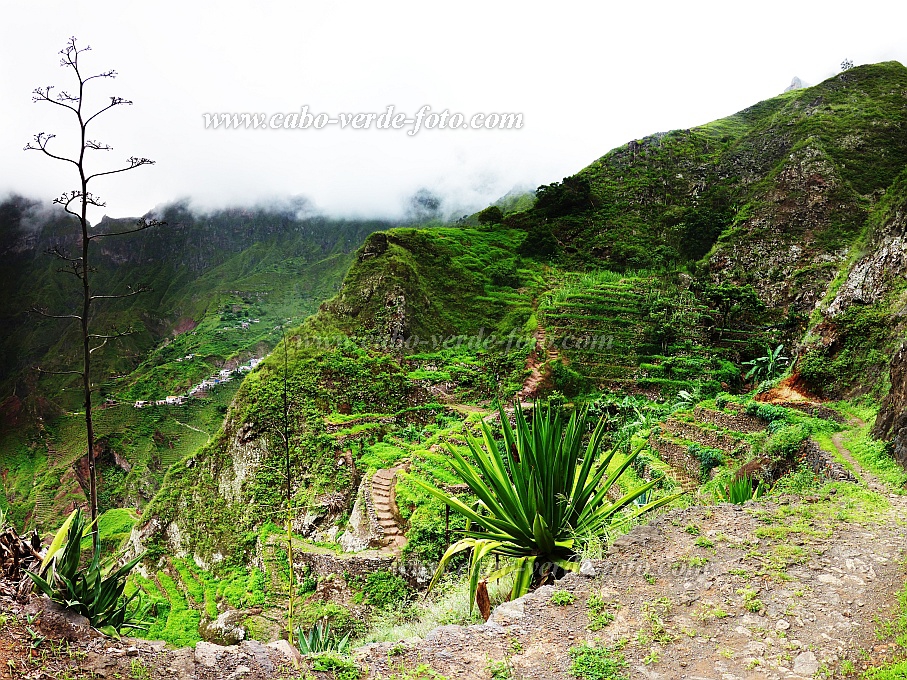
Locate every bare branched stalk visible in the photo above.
<box><xmin>281</xmin><ymin>328</ymin><xmax>296</xmax><ymax>647</ymax></box>
<box><xmin>26</xmin><ymin>38</ymin><xmax>160</xmax><ymax>551</ymax></box>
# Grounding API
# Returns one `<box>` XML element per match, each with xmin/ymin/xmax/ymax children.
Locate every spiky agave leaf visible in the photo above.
<box><xmin>38</xmin><ymin>509</ymin><xmax>78</xmax><ymax>575</ymax></box>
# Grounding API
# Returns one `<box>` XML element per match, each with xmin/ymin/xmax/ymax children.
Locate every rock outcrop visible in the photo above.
<box><xmin>827</xmin><ymin>184</ymin><xmax>907</xmax><ymax>317</ymax></box>
<box><xmin>874</xmin><ymin>343</ymin><xmax>907</xmax><ymax>467</ymax></box>
<box><xmin>784</xmin><ymin>75</ymin><xmax>807</xmax><ymax>92</ymax></box>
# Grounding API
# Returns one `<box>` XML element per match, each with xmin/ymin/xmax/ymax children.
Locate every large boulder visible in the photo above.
<box><xmin>199</xmin><ymin>608</ymin><xmax>261</xmax><ymax>645</ymax></box>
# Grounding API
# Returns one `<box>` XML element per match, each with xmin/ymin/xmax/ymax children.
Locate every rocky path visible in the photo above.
<box><xmin>371</xmin><ymin>467</ymin><xmax>407</xmax><ymax>551</ymax></box>
<box><xmin>172</xmin><ymin>418</ymin><xmax>213</xmax><ymax>444</ymax></box>
<box><xmin>359</xmin><ymin>441</ymin><xmax>907</xmax><ymax>679</ymax></box>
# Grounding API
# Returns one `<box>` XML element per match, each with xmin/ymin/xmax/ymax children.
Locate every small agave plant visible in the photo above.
<box><xmin>295</xmin><ymin>619</ymin><xmax>351</xmax><ymax>655</ymax></box>
<box><xmin>719</xmin><ymin>476</ymin><xmax>767</xmax><ymax>504</ymax></box>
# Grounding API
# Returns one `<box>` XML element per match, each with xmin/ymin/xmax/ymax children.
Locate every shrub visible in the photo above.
<box><xmin>296</xmin><ymin>601</ymin><xmax>362</xmax><ymax>638</ymax></box>
<box><xmin>352</xmin><ymin>570</ymin><xmax>409</xmax><ymax>610</ymax></box>
<box><xmin>687</xmin><ymin>443</ymin><xmax>725</xmax><ymax>481</ymax></box>
<box><xmin>765</xmin><ymin>424</ymin><xmax>810</xmax><ymax>460</ymax></box>
<box><xmin>517</xmin><ymin>224</ymin><xmax>559</xmax><ymax>259</ymax></box>
<box><xmin>770</xmin><ymin>464</ymin><xmax>821</xmax><ymax>494</ymax></box>
<box><xmin>551</xmin><ymin>362</ymin><xmax>589</xmax><ymax>397</ymax></box>
<box><xmin>488</xmin><ymin>259</ymin><xmax>521</xmax><ymax>288</ymax></box>
<box><xmin>310</xmin><ymin>652</ymin><xmax>361</xmax><ymax>680</ymax></box>
<box><xmin>745</xmin><ymin>402</ymin><xmax>789</xmax><ymax>423</ymax></box>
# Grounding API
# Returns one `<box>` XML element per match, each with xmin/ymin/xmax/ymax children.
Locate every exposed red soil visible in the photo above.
<box><xmin>755</xmin><ymin>373</ymin><xmax>819</xmax><ymax>404</ymax></box>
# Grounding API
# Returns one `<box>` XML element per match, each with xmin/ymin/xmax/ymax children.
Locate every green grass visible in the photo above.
<box><xmin>78</xmin><ymin>508</ymin><xmax>138</xmax><ymax>556</ymax></box>
<box><xmin>842</xmin><ymin>422</ymin><xmax>907</xmax><ymax>492</ymax></box>
<box><xmin>863</xmin><ymin>660</ymin><xmax>907</xmax><ymax>678</ymax></box>
<box><xmin>149</xmin><ymin>571</ymin><xmax>201</xmax><ymax>647</ymax></box>
<box><xmin>551</xmin><ymin>590</ymin><xmax>576</xmax><ymax>606</ymax></box>
<box><xmin>863</xmin><ymin>573</ymin><xmax>907</xmax><ymax>677</ymax></box>
<box><xmin>569</xmin><ymin>643</ymin><xmax>628</xmax><ymax>680</ymax></box>
<box><xmin>127</xmin><ymin>559</ymin><xmax>269</xmax><ymax>647</ymax></box>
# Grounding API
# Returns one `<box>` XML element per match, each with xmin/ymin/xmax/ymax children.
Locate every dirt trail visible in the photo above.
<box><xmin>832</xmin><ymin>440</ymin><xmax>883</xmax><ymax>499</ymax></box>
<box><xmin>172</xmin><ymin>418</ymin><xmax>212</xmax><ymax>443</ymax></box>
<box><xmin>518</xmin><ymin>326</ymin><xmax>557</xmax><ymax>401</ymax></box>
<box><xmin>359</xmin><ymin>435</ymin><xmax>907</xmax><ymax>679</ymax></box>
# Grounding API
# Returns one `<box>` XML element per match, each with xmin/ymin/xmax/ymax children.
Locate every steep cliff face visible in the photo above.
<box><xmin>791</xmin><ymin>170</ymin><xmax>907</xmax><ymax>400</ymax></box>
<box><xmin>847</xmin><ymin>174</ymin><xmax>907</xmax><ymax>452</ymax></box>
<box><xmin>708</xmin><ymin>140</ymin><xmax>865</xmax><ymax>312</ymax></box>
<box><xmin>827</xmin><ymin>173</ymin><xmax>907</xmax><ymax>316</ymax></box>
<box><xmin>874</xmin><ymin>345</ymin><xmax>907</xmax><ymax>467</ymax></box>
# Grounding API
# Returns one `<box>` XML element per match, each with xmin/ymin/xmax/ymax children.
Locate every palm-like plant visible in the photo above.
<box><xmin>742</xmin><ymin>344</ymin><xmax>789</xmax><ymax>384</ymax></box>
<box><xmin>414</xmin><ymin>402</ymin><xmax>681</xmax><ymax>609</ymax></box>
<box><xmin>27</xmin><ymin>510</ymin><xmax>148</xmax><ymax>634</ymax></box>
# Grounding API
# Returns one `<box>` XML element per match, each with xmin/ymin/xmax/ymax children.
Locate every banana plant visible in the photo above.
<box><xmin>414</xmin><ymin>402</ymin><xmax>682</xmax><ymax>609</ymax></box>
<box><xmin>742</xmin><ymin>344</ymin><xmax>789</xmax><ymax>384</ymax></box>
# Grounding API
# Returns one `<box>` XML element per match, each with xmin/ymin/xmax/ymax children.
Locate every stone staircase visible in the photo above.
<box><xmin>369</xmin><ymin>467</ymin><xmax>407</xmax><ymax>550</ymax></box>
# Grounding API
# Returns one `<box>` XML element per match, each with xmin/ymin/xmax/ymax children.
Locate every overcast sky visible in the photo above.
<box><xmin>2</xmin><ymin>1</ymin><xmax>906</xmax><ymax>221</ymax></box>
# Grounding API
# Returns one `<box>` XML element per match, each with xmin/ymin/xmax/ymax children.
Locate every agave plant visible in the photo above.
<box><xmin>414</xmin><ymin>402</ymin><xmax>681</xmax><ymax>609</ymax></box>
<box><xmin>295</xmin><ymin>619</ymin><xmax>351</xmax><ymax>655</ymax></box>
<box><xmin>719</xmin><ymin>476</ymin><xmax>766</xmax><ymax>504</ymax></box>
<box><xmin>27</xmin><ymin>510</ymin><xmax>148</xmax><ymax>634</ymax></box>
<box><xmin>742</xmin><ymin>344</ymin><xmax>789</xmax><ymax>384</ymax></box>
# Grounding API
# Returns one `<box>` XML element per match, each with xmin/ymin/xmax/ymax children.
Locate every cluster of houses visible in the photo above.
<box><xmin>133</xmin><ymin>395</ymin><xmax>186</xmax><ymax>408</ymax></box>
<box><xmin>222</xmin><ymin>318</ymin><xmax>261</xmax><ymax>332</ymax></box>
<box><xmin>133</xmin><ymin>356</ymin><xmax>263</xmax><ymax>409</ymax></box>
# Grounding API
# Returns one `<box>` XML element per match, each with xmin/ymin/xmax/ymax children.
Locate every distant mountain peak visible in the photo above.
<box><xmin>784</xmin><ymin>76</ymin><xmax>808</xmax><ymax>92</ymax></box>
